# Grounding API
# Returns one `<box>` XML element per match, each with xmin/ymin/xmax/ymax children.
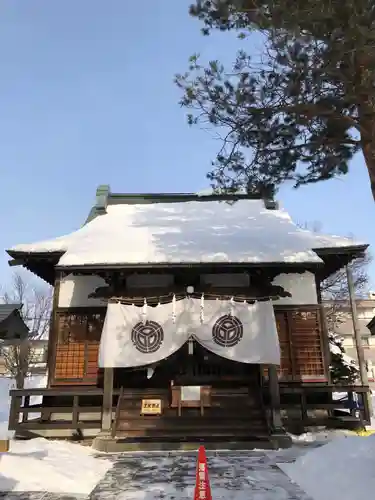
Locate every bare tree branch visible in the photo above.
<box><xmin>0</xmin><ymin>272</ymin><xmax>52</xmax><ymax>388</ymax></box>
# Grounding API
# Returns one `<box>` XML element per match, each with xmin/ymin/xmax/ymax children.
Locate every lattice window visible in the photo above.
<box><xmin>289</xmin><ymin>309</ymin><xmax>325</xmax><ymax>379</ymax></box>
<box><xmin>269</xmin><ymin>308</ymin><xmax>326</xmax><ymax>381</ymax></box>
<box><xmin>55</xmin><ymin>344</ymin><xmax>85</xmax><ymax>379</ymax></box>
<box><xmin>53</xmin><ymin>310</ymin><xmax>105</xmax><ymax>384</ymax></box>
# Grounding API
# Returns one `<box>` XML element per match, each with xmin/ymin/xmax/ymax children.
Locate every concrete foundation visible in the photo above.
<box><xmin>91</xmin><ymin>432</ymin><xmax>292</xmax><ymax>453</ymax></box>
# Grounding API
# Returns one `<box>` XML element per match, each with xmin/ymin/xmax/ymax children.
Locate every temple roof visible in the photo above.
<box><xmin>6</xmin><ymin>186</ymin><xmax>368</xmax><ymax>269</ymax></box>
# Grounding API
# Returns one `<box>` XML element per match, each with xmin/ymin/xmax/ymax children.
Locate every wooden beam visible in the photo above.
<box><xmin>48</xmin><ymin>272</ymin><xmax>61</xmax><ymax>388</ymax></box>
<box><xmin>268</xmin><ymin>365</ymin><xmax>283</xmax><ymax>430</ymax></box>
<box><xmin>8</xmin><ymin>259</ymin><xmax>24</xmax><ymax>267</ymax></box>
<box><xmin>315</xmin><ymin>274</ymin><xmax>332</xmax><ymax>383</ymax></box>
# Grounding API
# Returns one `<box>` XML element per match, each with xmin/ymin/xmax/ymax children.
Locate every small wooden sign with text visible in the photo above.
<box><xmin>141</xmin><ymin>399</ymin><xmax>162</xmax><ymax>415</ymax></box>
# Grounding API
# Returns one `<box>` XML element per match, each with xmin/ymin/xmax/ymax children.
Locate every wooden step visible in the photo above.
<box><xmin>119</xmin><ymin>399</ymin><xmax>261</xmax><ymax>411</ymax></box>
<box><xmin>116</xmin><ymin>418</ymin><xmax>268</xmax><ymax>431</ymax></box>
<box><xmin>115</xmin><ymin>428</ymin><xmax>269</xmax><ymax>439</ymax></box>
<box><xmin>118</xmin><ymin>407</ymin><xmax>265</xmax><ymax>419</ymax></box>
<box><xmin>113</xmin><ymin>383</ymin><xmax>270</xmax><ymax>440</ymax></box>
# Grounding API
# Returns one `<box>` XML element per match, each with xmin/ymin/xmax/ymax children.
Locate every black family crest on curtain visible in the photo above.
<box><xmin>212</xmin><ymin>315</ymin><xmax>244</xmax><ymax>347</ymax></box>
<box><xmin>131</xmin><ymin>321</ymin><xmax>164</xmax><ymax>353</ymax></box>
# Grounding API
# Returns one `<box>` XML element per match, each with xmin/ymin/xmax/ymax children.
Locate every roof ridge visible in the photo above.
<box><xmin>92</xmin><ymin>184</ymin><xmax>278</xmax><ymax>216</ymax></box>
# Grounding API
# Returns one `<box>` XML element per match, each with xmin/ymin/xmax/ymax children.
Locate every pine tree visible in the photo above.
<box><xmin>329</xmin><ymin>332</ymin><xmax>358</xmax><ymax>385</ymax></box>
<box><xmin>176</xmin><ymin>0</ymin><xmax>375</xmax><ymax>199</ymax></box>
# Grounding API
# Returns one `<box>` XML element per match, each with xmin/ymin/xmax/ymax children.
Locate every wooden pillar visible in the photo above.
<box><xmin>101</xmin><ymin>367</ymin><xmax>114</xmax><ymax>433</ymax></box>
<box><xmin>268</xmin><ymin>365</ymin><xmax>283</xmax><ymax>430</ymax></box>
<box><xmin>47</xmin><ymin>271</ymin><xmax>61</xmax><ymax>388</ymax></box>
<box><xmin>346</xmin><ymin>265</ymin><xmax>372</xmax><ymax>417</ymax></box>
<box><xmin>315</xmin><ymin>275</ymin><xmax>332</xmax><ymax>383</ymax></box>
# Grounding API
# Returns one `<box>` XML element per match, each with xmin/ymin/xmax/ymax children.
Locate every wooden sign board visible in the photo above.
<box><xmin>181</xmin><ymin>385</ymin><xmax>201</xmax><ymax>401</ymax></box>
<box><xmin>141</xmin><ymin>399</ymin><xmax>162</xmax><ymax>415</ymax></box>
<box><xmin>0</xmin><ymin>439</ymin><xmax>9</xmax><ymax>452</ymax></box>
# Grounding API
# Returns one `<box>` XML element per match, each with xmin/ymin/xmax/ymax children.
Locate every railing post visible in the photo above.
<box><xmin>268</xmin><ymin>365</ymin><xmax>283</xmax><ymax>430</ymax></box>
<box><xmin>300</xmin><ymin>391</ymin><xmax>308</xmax><ymax>424</ymax></box>
<box><xmin>72</xmin><ymin>395</ymin><xmax>79</xmax><ymax>427</ymax></box>
<box><xmin>8</xmin><ymin>394</ymin><xmax>22</xmax><ymax>431</ymax></box>
<box><xmin>22</xmin><ymin>395</ymin><xmax>30</xmax><ymax>423</ymax></box>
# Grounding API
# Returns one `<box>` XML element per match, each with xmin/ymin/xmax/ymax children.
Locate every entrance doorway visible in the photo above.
<box><xmin>113</xmin><ymin>341</ymin><xmax>259</xmax><ymax>389</ymax></box>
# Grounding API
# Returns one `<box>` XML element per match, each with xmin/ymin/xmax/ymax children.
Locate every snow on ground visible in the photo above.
<box><xmin>289</xmin><ymin>428</ymin><xmax>350</xmax><ymax>444</ymax></box>
<box><xmin>0</xmin><ymin>437</ymin><xmax>111</xmax><ymax>494</ymax></box>
<box><xmin>90</xmin><ymin>448</ymin><xmax>313</xmax><ymax>500</ymax></box>
<box><xmin>279</xmin><ymin>434</ymin><xmax>375</xmax><ymax>500</ymax></box>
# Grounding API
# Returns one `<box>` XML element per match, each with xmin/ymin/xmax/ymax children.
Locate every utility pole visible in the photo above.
<box><xmin>346</xmin><ymin>265</ymin><xmax>372</xmax><ymax>417</ymax></box>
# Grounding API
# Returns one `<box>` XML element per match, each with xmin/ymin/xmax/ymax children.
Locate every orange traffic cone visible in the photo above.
<box><xmin>194</xmin><ymin>446</ymin><xmax>212</xmax><ymax>500</ymax></box>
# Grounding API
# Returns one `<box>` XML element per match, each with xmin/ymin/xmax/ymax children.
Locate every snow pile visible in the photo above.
<box><xmin>9</xmin><ymin>199</ymin><xmax>362</xmax><ymax>266</ymax></box>
<box><xmin>279</xmin><ymin>434</ymin><xmax>375</xmax><ymax>500</ymax></box>
<box><xmin>289</xmin><ymin>429</ymin><xmax>349</xmax><ymax>444</ymax></box>
<box><xmin>0</xmin><ymin>437</ymin><xmax>111</xmax><ymax>494</ymax></box>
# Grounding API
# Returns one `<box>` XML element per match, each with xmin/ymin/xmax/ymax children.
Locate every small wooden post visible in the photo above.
<box><xmin>72</xmin><ymin>395</ymin><xmax>79</xmax><ymax>427</ymax></box>
<box><xmin>268</xmin><ymin>365</ymin><xmax>283</xmax><ymax>430</ymax></box>
<box><xmin>22</xmin><ymin>395</ymin><xmax>30</xmax><ymax>423</ymax></box>
<box><xmin>346</xmin><ymin>265</ymin><xmax>372</xmax><ymax>417</ymax></box>
<box><xmin>101</xmin><ymin>367</ymin><xmax>114</xmax><ymax>433</ymax></box>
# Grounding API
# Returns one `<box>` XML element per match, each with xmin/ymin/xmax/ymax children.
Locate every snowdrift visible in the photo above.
<box><xmin>279</xmin><ymin>434</ymin><xmax>375</xmax><ymax>500</ymax></box>
<box><xmin>0</xmin><ymin>438</ymin><xmax>111</xmax><ymax>494</ymax></box>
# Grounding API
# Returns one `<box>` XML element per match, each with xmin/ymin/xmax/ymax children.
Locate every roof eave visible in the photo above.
<box><xmin>6</xmin><ymin>250</ymin><xmax>63</xmax><ymax>285</ymax></box>
<box><xmin>313</xmin><ymin>243</ymin><xmax>369</xmax><ymax>255</ymax></box>
<box><xmin>314</xmin><ymin>244</ymin><xmax>370</xmax><ymax>281</ymax></box>
<box><xmin>55</xmin><ymin>261</ymin><xmax>323</xmax><ymax>272</ymax></box>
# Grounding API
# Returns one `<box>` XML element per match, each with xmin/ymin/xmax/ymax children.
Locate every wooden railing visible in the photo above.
<box><xmin>7</xmin><ymin>384</ymin><xmax>371</xmax><ymax>437</ymax></box>
<box><xmin>8</xmin><ymin>387</ymin><xmax>113</xmax><ymax>433</ymax></box>
<box><xmin>274</xmin><ymin>384</ymin><xmax>370</xmax><ymax>428</ymax></box>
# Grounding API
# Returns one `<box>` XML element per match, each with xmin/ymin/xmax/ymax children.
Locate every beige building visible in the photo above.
<box><xmin>324</xmin><ymin>293</ymin><xmax>375</xmax><ymax>382</ymax></box>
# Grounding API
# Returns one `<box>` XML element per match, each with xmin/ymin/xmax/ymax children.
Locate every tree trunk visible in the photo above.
<box><xmin>359</xmin><ymin>107</ymin><xmax>375</xmax><ymax>201</ymax></box>
<box><xmin>361</xmin><ymin>142</ymin><xmax>375</xmax><ymax>202</ymax></box>
<box><xmin>15</xmin><ymin>340</ymin><xmax>29</xmax><ymax>389</ymax></box>
<box><xmin>15</xmin><ymin>372</ymin><xmax>25</xmax><ymax>389</ymax></box>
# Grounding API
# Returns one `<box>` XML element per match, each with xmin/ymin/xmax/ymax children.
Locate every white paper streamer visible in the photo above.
<box><xmin>200</xmin><ymin>294</ymin><xmax>205</xmax><ymax>323</ymax></box>
<box><xmin>172</xmin><ymin>294</ymin><xmax>176</xmax><ymax>323</ymax></box>
<box><xmin>230</xmin><ymin>296</ymin><xmax>235</xmax><ymax>316</ymax></box>
<box><xmin>142</xmin><ymin>298</ymin><xmax>148</xmax><ymax>324</ymax></box>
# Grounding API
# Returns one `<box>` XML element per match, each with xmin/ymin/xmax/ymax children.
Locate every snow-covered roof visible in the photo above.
<box><xmin>8</xmin><ymin>196</ymin><xmax>366</xmax><ymax>267</ymax></box>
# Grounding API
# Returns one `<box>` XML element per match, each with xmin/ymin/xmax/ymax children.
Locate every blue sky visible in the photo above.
<box><xmin>0</xmin><ymin>0</ymin><xmax>374</xmax><ymax>290</ymax></box>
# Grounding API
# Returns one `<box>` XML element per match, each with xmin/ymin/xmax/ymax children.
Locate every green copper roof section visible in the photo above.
<box><xmin>84</xmin><ymin>185</ymin><xmax>278</xmax><ymax>224</ymax></box>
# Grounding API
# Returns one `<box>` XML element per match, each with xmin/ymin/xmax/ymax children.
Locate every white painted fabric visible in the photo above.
<box><xmin>98</xmin><ymin>300</ymin><xmax>192</xmax><ymax>368</ymax></box>
<box><xmin>99</xmin><ymin>298</ymin><xmax>280</xmax><ymax>367</ymax></box>
<box><xmin>9</xmin><ymin>200</ymin><xmax>363</xmax><ymax>266</ymax></box>
<box><xmin>191</xmin><ymin>298</ymin><xmax>280</xmax><ymax>365</ymax></box>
